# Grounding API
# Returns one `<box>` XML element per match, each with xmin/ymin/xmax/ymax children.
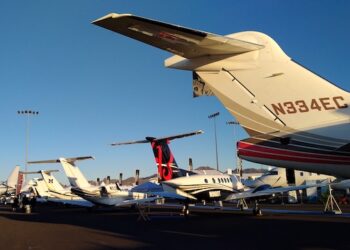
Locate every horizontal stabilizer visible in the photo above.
<box><xmin>111</xmin><ymin>130</ymin><xmax>203</xmax><ymax>146</ymax></box>
<box><xmin>20</xmin><ymin>170</ymin><xmax>59</xmax><ymax>175</ymax></box>
<box><xmin>92</xmin><ymin>13</ymin><xmax>263</xmax><ymax>58</ymax></box>
<box><xmin>28</xmin><ymin>156</ymin><xmax>94</xmax><ymax>165</ymax></box>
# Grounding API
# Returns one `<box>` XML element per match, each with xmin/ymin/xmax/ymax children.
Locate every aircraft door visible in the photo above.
<box><xmin>286</xmin><ymin>169</ymin><xmax>296</xmax><ymax>185</ymax></box>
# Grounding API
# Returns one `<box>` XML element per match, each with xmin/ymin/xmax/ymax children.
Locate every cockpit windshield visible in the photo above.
<box><xmin>263</xmin><ymin>170</ymin><xmax>278</xmax><ymax>176</ymax></box>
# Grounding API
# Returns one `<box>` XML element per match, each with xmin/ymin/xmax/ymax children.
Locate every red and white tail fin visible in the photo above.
<box><xmin>16</xmin><ymin>171</ymin><xmax>24</xmax><ymax>195</ymax></box>
<box><xmin>111</xmin><ymin>130</ymin><xmax>203</xmax><ymax>181</ymax></box>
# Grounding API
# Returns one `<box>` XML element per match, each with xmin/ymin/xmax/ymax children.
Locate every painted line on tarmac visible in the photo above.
<box><xmin>161</xmin><ymin>230</ymin><xmax>218</xmax><ymax>238</ymax></box>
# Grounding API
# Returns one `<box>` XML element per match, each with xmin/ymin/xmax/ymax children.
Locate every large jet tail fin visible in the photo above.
<box><xmin>94</xmin><ymin>12</ymin><xmax>350</xmax><ymax>144</ymax></box>
<box><xmin>112</xmin><ymin>130</ymin><xmax>203</xmax><ymax>181</ymax></box>
<box><xmin>7</xmin><ymin>166</ymin><xmax>20</xmax><ymax>189</ymax></box>
<box><xmin>28</xmin><ymin>157</ymin><xmax>94</xmax><ymax>189</ymax></box>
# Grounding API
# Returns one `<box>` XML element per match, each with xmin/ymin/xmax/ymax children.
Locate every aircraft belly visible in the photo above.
<box><xmin>238</xmin><ymin>140</ymin><xmax>350</xmax><ymax>178</ymax></box>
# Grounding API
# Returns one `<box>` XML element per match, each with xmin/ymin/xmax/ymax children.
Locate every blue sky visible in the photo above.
<box><xmin>1</xmin><ymin>0</ymin><xmax>349</xmax><ymax>183</ymax></box>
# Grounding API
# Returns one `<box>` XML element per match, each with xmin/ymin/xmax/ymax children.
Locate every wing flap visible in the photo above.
<box><xmin>92</xmin><ymin>13</ymin><xmax>263</xmax><ymax>58</ymax></box>
<box><xmin>115</xmin><ymin>196</ymin><xmax>160</xmax><ymax>207</ymax></box>
<box><xmin>226</xmin><ymin>183</ymin><xmax>327</xmax><ymax>200</ymax></box>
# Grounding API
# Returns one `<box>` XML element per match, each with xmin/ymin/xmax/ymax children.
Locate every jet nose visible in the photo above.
<box><xmin>236</xmin><ymin>181</ymin><xmax>245</xmax><ymax>191</ymax></box>
<box><xmin>247</xmin><ymin>178</ymin><xmax>265</xmax><ymax>188</ymax></box>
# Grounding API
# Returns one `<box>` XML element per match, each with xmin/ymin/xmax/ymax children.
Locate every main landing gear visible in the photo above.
<box><xmin>182</xmin><ymin>203</ymin><xmax>190</xmax><ymax>217</ymax></box>
<box><xmin>237</xmin><ymin>198</ymin><xmax>248</xmax><ymax>211</ymax></box>
<box><xmin>324</xmin><ymin>184</ymin><xmax>342</xmax><ymax>215</ymax></box>
<box><xmin>252</xmin><ymin>200</ymin><xmax>262</xmax><ymax>216</ymax></box>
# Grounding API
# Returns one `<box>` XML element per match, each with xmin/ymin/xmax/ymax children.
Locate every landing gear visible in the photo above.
<box><xmin>137</xmin><ymin>203</ymin><xmax>151</xmax><ymax>221</ymax></box>
<box><xmin>324</xmin><ymin>184</ymin><xmax>342</xmax><ymax>215</ymax></box>
<box><xmin>252</xmin><ymin>200</ymin><xmax>262</xmax><ymax>216</ymax></box>
<box><xmin>237</xmin><ymin>198</ymin><xmax>248</xmax><ymax>211</ymax></box>
<box><xmin>182</xmin><ymin>203</ymin><xmax>190</xmax><ymax>217</ymax></box>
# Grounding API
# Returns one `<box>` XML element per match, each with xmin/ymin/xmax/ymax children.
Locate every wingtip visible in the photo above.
<box><xmin>92</xmin><ymin>13</ymin><xmax>132</xmax><ymax>24</ymax></box>
<box><xmin>197</xmin><ymin>130</ymin><xmax>204</xmax><ymax>134</ymax></box>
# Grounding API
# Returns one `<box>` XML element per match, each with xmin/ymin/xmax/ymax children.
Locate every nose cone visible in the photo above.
<box><xmin>246</xmin><ymin>178</ymin><xmax>265</xmax><ymax>188</ymax></box>
<box><xmin>236</xmin><ymin>181</ymin><xmax>245</xmax><ymax>191</ymax></box>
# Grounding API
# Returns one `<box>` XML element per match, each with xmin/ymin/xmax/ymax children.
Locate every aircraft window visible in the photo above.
<box><xmin>204</xmin><ymin>178</ymin><xmax>208</xmax><ymax>183</ymax></box>
<box><xmin>221</xmin><ymin>178</ymin><xmax>224</xmax><ymax>183</ymax></box>
<box><xmin>229</xmin><ymin>178</ymin><xmax>232</xmax><ymax>183</ymax></box>
<box><xmin>212</xmin><ymin>178</ymin><xmax>216</xmax><ymax>183</ymax></box>
<box><xmin>300</xmin><ymin>172</ymin><xmax>304</xmax><ymax>176</ymax></box>
<box><xmin>218</xmin><ymin>178</ymin><xmax>221</xmax><ymax>183</ymax></box>
<box><xmin>223</xmin><ymin>178</ymin><xmax>226</xmax><ymax>183</ymax></box>
<box><xmin>264</xmin><ymin>170</ymin><xmax>278</xmax><ymax>176</ymax></box>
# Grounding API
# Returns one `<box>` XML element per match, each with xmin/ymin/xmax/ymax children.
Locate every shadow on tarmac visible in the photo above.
<box><xmin>1</xmin><ymin>204</ymin><xmax>350</xmax><ymax>250</ymax></box>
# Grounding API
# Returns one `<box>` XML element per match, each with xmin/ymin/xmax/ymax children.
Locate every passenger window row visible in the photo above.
<box><xmin>204</xmin><ymin>177</ymin><xmax>232</xmax><ymax>184</ymax></box>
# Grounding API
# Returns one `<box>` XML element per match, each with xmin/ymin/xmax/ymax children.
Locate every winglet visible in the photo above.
<box><xmin>92</xmin><ymin>13</ymin><xmax>132</xmax><ymax>24</ymax></box>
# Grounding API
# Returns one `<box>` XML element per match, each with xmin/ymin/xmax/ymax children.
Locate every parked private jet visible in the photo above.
<box><xmin>22</xmin><ymin>170</ymin><xmax>82</xmax><ymax>201</ymax></box>
<box><xmin>248</xmin><ymin>167</ymin><xmax>335</xmax><ymax>188</ymax></box>
<box><xmin>28</xmin><ymin>157</ymin><xmax>158</xmax><ymax>208</ymax></box>
<box><xmin>93</xmin><ymin>13</ymin><xmax>350</xmax><ymax>178</ymax></box>
<box><xmin>112</xmin><ymin>130</ymin><xmax>244</xmax><ymax>202</ymax></box>
<box><xmin>112</xmin><ymin>130</ymin><xmax>324</xmax><ymax>214</ymax></box>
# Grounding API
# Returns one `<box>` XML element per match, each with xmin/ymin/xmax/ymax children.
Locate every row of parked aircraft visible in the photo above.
<box><xmin>3</xmin><ymin>12</ymin><xmax>349</xmax><ymax>216</ymax></box>
<box><xmin>2</xmin><ymin>129</ymin><xmax>346</xmax><ymax>216</ymax></box>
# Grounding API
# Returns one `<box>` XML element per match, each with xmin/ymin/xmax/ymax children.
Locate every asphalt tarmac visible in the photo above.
<box><xmin>1</xmin><ymin>203</ymin><xmax>350</xmax><ymax>250</ymax></box>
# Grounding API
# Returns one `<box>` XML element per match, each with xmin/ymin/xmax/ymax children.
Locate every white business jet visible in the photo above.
<box><xmin>93</xmin><ymin>13</ymin><xmax>350</xmax><ymax>178</ymax></box>
<box><xmin>21</xmin><ymin>169</ymin><xmax>82</xmax><ymax>201</ymax></box>
<box><xmin>112</xmin><ymin>130</ymin><xmax>322</xmax><ymax>215</ymax></box>
<box><xmin>28</xmin><ymin>157</ymin><xmax>158</xmax><ymax>208</ymax></box>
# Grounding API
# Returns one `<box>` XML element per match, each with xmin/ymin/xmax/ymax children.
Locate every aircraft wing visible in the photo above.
<box><xmin>148</xmin><ymin>191</ymin><xmax>187</xmax><ymax>200</ymax></box>
<box><xmin>46</xmin><ymin>198</ymin><xmax>95</xmax><ymax>207</ymax></box>
<box><xmin>225</xmin><ymin>183</ymin><xmax>326</xmax><ymax>201</ymax></box>
<box><xmin>115</xmin><ymin>196</ymin><xmax>162</xmax><ymax>207</ymax></box>
<box><xmin>92</xmin><ymin>13</ymin><xmax>263</xmax><ymax>58</ymax></box>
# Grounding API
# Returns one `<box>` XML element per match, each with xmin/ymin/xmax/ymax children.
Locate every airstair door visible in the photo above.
<box><xmin>286</xmin><ymin>169</ymin><xmax>296</xmax><ymax>185</ymax></box>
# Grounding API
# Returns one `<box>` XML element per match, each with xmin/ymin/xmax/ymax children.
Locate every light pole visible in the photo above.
<box><xmin>208</xmin><ymin>112</ymin><xmax>220</xmax><ymax>171</ymax></box>
<box><xmin>226</xmin><ymin>121</ymin><xmax>242</xmax><ymax>176</ymax></box>
<box><xmin>17</xmin><ymin>110</ymin><xmax>39</xmax><ymax>182</ymax></box>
